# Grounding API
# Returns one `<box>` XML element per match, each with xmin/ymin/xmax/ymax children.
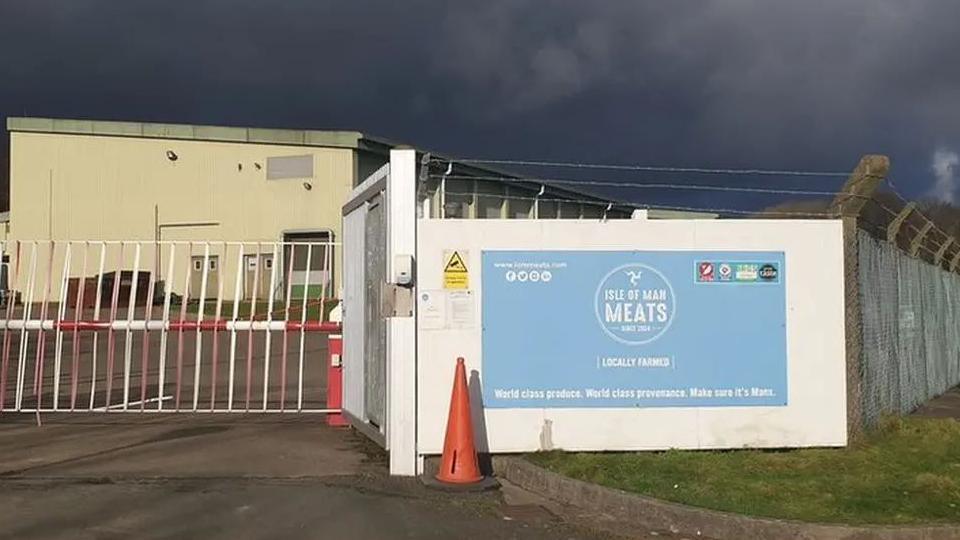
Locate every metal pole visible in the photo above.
<box><xmin>155</xmin><ymin>205</ymin><xmax>160</xmax><ymax>281</ymax></box>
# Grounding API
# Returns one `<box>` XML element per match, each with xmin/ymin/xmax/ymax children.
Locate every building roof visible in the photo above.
<box><xmin>8</xmin><ymin>117</ymin><xmax>716</xmax><ymax>218</ymax></box>
<box><xmin>6</xmin><ymin>116</ymin><xmax>394</xmax><ymax>154</ymax></box>
<box><xmin>7</xmin><ymin>116</ymin><xmax>633</xmax><ymax>208</ymax></box>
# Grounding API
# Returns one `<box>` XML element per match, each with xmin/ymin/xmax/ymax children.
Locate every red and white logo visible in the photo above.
<box><xmin>698</xmin><ymin>262</ymin><xmax>715</xmax><ymax>281</ymax></box>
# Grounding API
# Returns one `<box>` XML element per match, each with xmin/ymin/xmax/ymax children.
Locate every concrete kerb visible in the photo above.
<box><xmin>493</xmin><ymin>456</ymin><xmax>960</xmax><ymax>540</ymax></box>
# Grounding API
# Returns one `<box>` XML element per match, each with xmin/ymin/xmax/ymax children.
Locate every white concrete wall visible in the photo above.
<box><xmin>415</xmin><ymin>218</ymin><xmax>847</xmax><ymax>456</ymax></box>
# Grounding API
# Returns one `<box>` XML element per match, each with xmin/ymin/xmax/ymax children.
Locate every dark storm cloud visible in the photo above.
<box><xmin>431</xmin><ymin>2</ymin><xmax>960</xmax><ymax>168</ymax></box>
<box><xmin>1</xmin><ymin>0</ymin><xmax>959</xmax><ymax>209</ymax></box>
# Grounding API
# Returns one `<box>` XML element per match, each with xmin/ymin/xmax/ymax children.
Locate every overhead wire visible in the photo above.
<box><xmin>882</xmin><ymin>177</ymin><xmax>957</xmax><ymax>246</ymax></box>
<box><xmin>440</xmin><ymin>190</ymin><xmax>846</xmax><ymax>219</ymax></box>
<box><xmin>430</xmin><ymin>173</ymin><xmax>839</xmax><ymax>197</ymax></box>
<box><xmin>433</xmin><ymin>157</ymin><xmax>850</xmax><ymax>178</ymax></box>
<box><xmin>429</xmin><ymin>158</ymin><xmax>960</xmax><ymax>267</ymax></box>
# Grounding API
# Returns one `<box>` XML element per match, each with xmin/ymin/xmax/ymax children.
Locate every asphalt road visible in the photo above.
<box><xmin>0</xmin><ymin>477</ymin><xmax>606</xmax><ymax>540</ymax></box>
<box><xmin>0</xmin><ymin>416</ymin><xmax>657</xmax><ymax>540</ymax></box>
<box><xmin>0</xmin><ymin>301</ymin><xmax>693</xmax><ymax>539</ymax></box>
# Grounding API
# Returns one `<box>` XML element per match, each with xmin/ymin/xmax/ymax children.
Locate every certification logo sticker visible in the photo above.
<box><xmin>595</xmin><ymin>264</ymin><xmax>676</xmax><ymax>345</ymax></box>
<box><xmin>718</xmin><ymin>263</ymin><xmax>733</xmax><ymax>281</ymax></box>
<box><xmin>735</xmin><ymin>263</ymin><xmax>759</xmax><ymax>282</ymax></box>
<box><xmin>759</xmin><ymin>263</ymin><xmax>779</xmax><ymax>281</ymax></box>
<box><xmin>697</xmin><ymin>262</ymin><xmax>715</xmax><ymax>282</ymax></box>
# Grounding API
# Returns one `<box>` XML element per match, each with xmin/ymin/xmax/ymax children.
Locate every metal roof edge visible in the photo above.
<box><xmin>6</xmin><ymin>116</ymin><xmax>381</xmax><ymax>150</ymax></box>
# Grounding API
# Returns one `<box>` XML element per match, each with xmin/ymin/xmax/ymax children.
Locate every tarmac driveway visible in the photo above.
<box><xmin>0</xmin><ymin>415</ymin><xmax>622</xmax><ymax>540</ymax></box>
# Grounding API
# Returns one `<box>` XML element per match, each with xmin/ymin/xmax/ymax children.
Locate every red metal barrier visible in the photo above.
<box><xmin>0</xmin><ymin>240</ymin><xmax>344</xmax><ymax>413</ymax></box>
<box><xmin>326</xmin><ymin>334</ymin><xmax>347</xmax><ymax>427</ymax></box>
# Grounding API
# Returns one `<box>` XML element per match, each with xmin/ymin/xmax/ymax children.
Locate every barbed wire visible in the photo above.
<box><xmin>881</xmin><ymin>178</ymin><xmax>957</xmax><ymax>246</ymax></box>
<box><xmin>431</xmin><ymin>163</ymin><xmax>960</xmax><ymax>269</ymax></box>
<box><xmin>432</xmin><ymin>157</ymin><xmax>850</xmax><ymax>178</ymax></box>
<box><xmin>429</xmin><ymin>173</ymin><xmax>839</xmax><ymax>197</ymax></box>
<box><xmin>883</xmin><ymin>177</ymin><xmax>912</xmax><ymax>203</ymax></box>
<box><xmin>440</xmin><ymin>190</ymin><xmax>843</xmax><ymax>219</ymax></box>
<box><xmin>901</xmin><ymin>221</ymin><xmax>941</xmax><ymax>260</ymax></box>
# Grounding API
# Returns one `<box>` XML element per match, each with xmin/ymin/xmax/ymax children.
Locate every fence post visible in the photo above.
<box><xmin>829</xmin><ymin>155</ymin><xmax>890</xmax><ymax>440</ymax></box>
<box><xmin>950</xmin><ymin>250</ymin><xmax>960</xmax><ymax>272</ymax></box>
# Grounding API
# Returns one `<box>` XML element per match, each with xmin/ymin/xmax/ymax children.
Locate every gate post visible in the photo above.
<box><xmin>829</xmin><ymin>154</ymin><xmax>889</xmax><ymax>440</ymax></box>
<box><xmin>386</xmin><ymin>148</ymin><xmax>418</xmax><ymax>476</ymax></box>
<box><xmin>326</xmin><ymin>332</ymin><xmax>348</xmax><ymax>427</ymax></box>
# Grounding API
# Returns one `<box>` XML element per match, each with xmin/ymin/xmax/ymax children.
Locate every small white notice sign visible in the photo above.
<box><xmin>419</xmin><ymin>290</ymin><xmax>446</xmax><ymax>330</ymax></box>
<box><xmin>448</xmin><ymin>290</ymin><xmax>475</xmax><ymax>329</ymax></box>
<box><xmin>418</xmin><ymin>290</ymin><xmax>475</xmax><ymax>330</ymax></box>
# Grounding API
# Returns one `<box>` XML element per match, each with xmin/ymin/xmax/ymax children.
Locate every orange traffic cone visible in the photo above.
<box><xmin>435</xmin><ymin>357</ymin><xmax>484</xmax><ymax>485</ymax></box>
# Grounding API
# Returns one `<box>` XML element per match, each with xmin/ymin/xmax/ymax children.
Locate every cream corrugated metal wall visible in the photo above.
<box><xmin>8</xmin><ymin>132</ymin><xmax>355</xmax><ymax>300</ymax></box>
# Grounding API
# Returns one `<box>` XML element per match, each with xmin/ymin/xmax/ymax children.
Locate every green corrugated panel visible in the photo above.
<box><xmin>8</xmin><ymin>117</ymin><xmax>55</xmax><ymax>131</ymax></box>
<box><xmin>91</xmin><ymin>121</ymin><xmax>146</xmax><ymax>136</ymax></box>
<box><xmin>52</xmin><ymin>119</ymin><xmax>95</xmax><ymax>133</ymax></box>
<box><xmin>192</xmin><ymin>125</ymin><xmax>249</xmax><ymax>142</ymax></box>
<box><xmin>7</xmin><ymin>117</ymin><xmax>368</xmax><ymax>150</ymax></box>
<box><xmin>304</xmin><ymin>131</ymin><xmax>363</xmax><ymax>148</ymax></box>
<box><xmin>248</xmin><ymin>128</ymin><xmax>306</xmax><ymax>145</ymax></box>
<box><xmin>142</xmin><ymin>123</ymin><xmax>197</xmax><ymax>139</ymax></box>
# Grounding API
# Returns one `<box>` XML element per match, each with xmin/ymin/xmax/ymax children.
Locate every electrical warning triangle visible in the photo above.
<box><xmin>445</xmin><ymin>252</ymin><xmax>468</xmax><ymax>273</ymax></box>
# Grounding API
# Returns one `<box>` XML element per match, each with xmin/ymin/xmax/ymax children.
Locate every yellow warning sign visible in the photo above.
<box><xmin>443</xmin><ymin>250</ymin><xmax>469</xmax><ymax>289</ymax></box>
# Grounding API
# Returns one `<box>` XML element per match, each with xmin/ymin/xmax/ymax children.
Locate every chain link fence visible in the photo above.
<box><xmin>858</xmin><ymin>229</ymin><xmax>960</xmax><ymax>427</ymax></box>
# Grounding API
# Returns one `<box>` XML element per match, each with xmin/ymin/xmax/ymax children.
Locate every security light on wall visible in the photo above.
<box><xmin>303</xmin><ymin>182</ymin><xmax>313</xmax><ymax>191</ymax></box>
<box><xmin>165</xmin><ymin>150</ymin><xmax>178</xmax><ymax>161</ymax></box>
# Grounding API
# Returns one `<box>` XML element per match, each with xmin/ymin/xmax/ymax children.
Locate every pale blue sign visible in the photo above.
<box><xmin>481</xmin><ymin>251</ymin><xmax>787</xmax><ymax>408</ymax></box>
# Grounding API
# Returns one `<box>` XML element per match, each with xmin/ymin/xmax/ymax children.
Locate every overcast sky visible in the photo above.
<box><xmin>1</xmin><ymin>1</ymin><xmax>958</xmax><ymax>210</ymax></box>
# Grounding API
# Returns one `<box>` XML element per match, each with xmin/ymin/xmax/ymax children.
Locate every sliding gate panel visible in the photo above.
<box><xmin>0</xmin><ymin>240</ymin><xmax>340</xmax><ymax>414</ymax></box>
<box><xmin>363</xmin><ymin>194</ymin><xmax>387</xmax><ymax>427</ymax></box>
<box><xmin>341</xmin><ymin>150</ymin><xmax>417</xmax><ymax>475</ymax></box>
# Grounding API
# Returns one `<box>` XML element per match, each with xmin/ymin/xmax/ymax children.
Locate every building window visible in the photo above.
<box><xmin>537</xmin><ymin>200</ymin><xmax>558</xmax><ymax>219</ymax></box>
<box><xmin>507</xmin><ymin>188</ymin><xmax>534</xmax><ymax>218</ymax></box>
<box><xmin>581</xmin><ymin>204</ymin><xmax>603</xmax><ymax>219</ymax></box>
<box><xmin>475</xmin><ymin>180</ymin><xmax>504</xmax><ymax>219</ymax></box>
<box><xmin>443</xmin><ymin>179</ymin><xmax>472</xmax><ymax>218</ymax></box>
<box><xmin>559</xmin><ymin>202</ymin><xmax>582</xmax><ymax>219</ymax></box>
<box><xmin>266</xmin><ymin>154</ymin><xmax>314</xmax><ymax>180</ymax></box>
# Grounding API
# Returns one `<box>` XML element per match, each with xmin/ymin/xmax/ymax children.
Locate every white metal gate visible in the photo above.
<box><xmin>0</xmin><ymin>240</ymin><xmax>340</xmax><ymax>414</ymax></box>
<box><xmin>363</xmin><ymin>193</ymin><xmax>387</xmax><ymax>426</ymax></box>
<box><xmin>341</xmin><ymin>149</ymin><xmax>417</xmax><ymax>476</ymax></box>
<box><xmin>343</xmin><ymin>165</ymin><xmax>389</xmax><ymax>435</ymax></box>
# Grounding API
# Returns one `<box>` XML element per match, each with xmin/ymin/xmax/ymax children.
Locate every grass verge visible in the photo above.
<box><xmin>527</xmin><ymin>417</ymin><xmax>960</xmax><ymax>525</ymax></box>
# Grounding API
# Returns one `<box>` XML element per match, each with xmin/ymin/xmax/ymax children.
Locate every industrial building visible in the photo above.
<box><xmin>4</xmin><ymin>117</ymin><xmax>639</xmax><ymax>302</ymax></box>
